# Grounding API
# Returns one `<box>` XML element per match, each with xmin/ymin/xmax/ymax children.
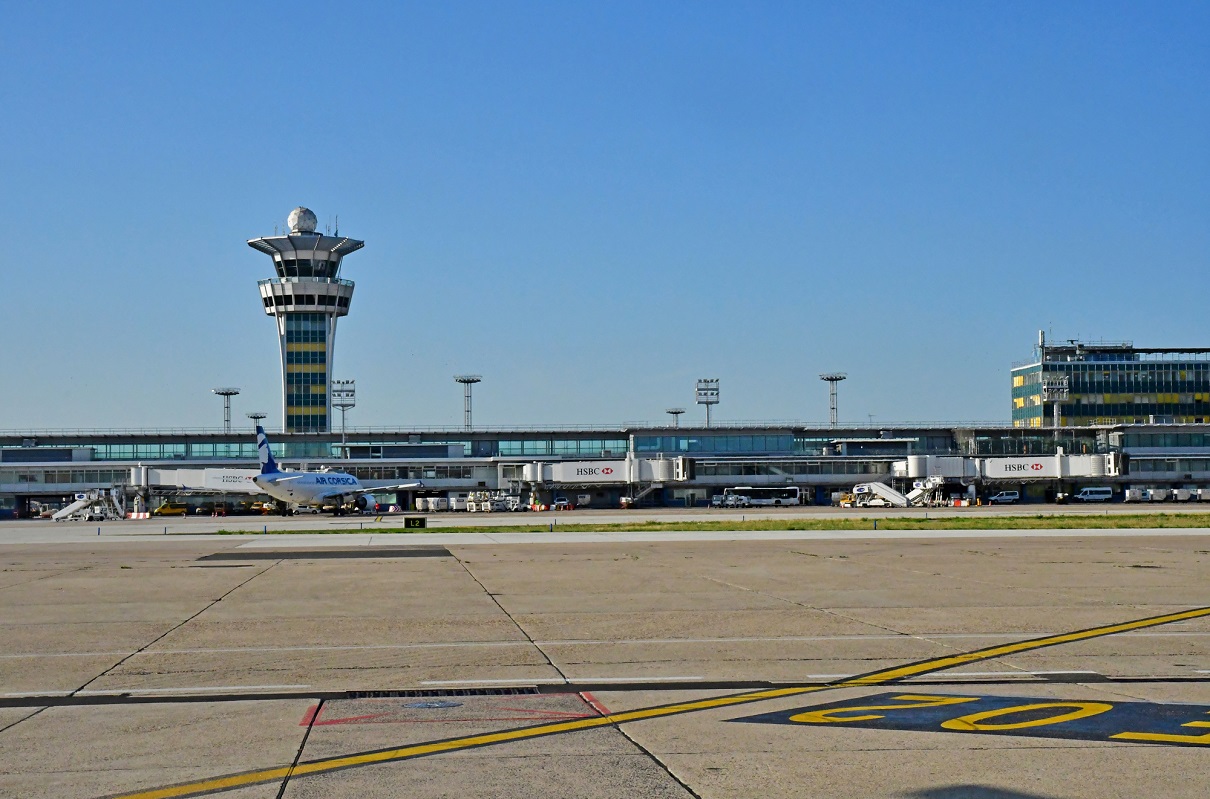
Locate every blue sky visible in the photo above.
<box><xmin>2</xmin><ymin>1</ymin><xmax>1207</xmax><ymax>430</ymax></box>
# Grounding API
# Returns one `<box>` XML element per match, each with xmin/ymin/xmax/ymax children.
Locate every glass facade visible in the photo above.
<box><xmin>634</xmin><ymin>434</ymin><xmax>794</xmax><ymax>454</ymax></box>
<box><xmin>283</xmin><ymin>313</ymin><xmax>329</xmax><ymax>433</ymax></box>
<box><xmin>695</xmin><ymin>459</ymin><xmax>892</xmax><ymax>477</ymax></box>
<box><xmin>1013</xmin><ymin>350</ymin><xmax>1210</xmax><ymax>428</ymax></box>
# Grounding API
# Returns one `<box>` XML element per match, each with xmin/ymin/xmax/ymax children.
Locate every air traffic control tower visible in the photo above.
<box><xmin>248</xmin><ymin>207</ymin><xmax>364</xmax><ymax>433</ymax></box>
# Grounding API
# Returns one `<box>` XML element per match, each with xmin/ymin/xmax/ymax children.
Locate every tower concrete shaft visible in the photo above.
<box><xmin>248</xmin><ymin>208</ymin><xmax>364</xmax><ymax>433</ymax></box>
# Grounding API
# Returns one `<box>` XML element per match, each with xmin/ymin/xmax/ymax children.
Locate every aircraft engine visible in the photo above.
<box><xmin>354</xmin><ymin>495</ymin><xmax>372</xmax><ymax>511</ymax></box>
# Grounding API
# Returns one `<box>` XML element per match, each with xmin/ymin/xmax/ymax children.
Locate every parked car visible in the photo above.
<box><xmin>295</xmin><ymin>504</ymin><xmax>322</xmax><ymax>514</ymax></box>
<box><xmin>152</xmin><ymin>502</ymin><xmax>188</xmax><ymax>517</ymax></box>
<box><xmin>1073</xmin><ymin>487</ymin><xmax>1114</xmax><ymax>502</ymax></box>
<box><xmin>552</xmin><ymin>499</ymin><xmax>574</xmax><ymax>511</ymax></box>
<box><xmin>988</xmin><ymin>491</ymin><xmax>1020</xmax><ymax>504</ymax></box>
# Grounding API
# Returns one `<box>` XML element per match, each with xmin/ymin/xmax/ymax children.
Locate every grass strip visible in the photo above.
<box><xmin>214</xmin><ymin>512</ymin><xmax>1210</xmax><ymax>535</ymax></box>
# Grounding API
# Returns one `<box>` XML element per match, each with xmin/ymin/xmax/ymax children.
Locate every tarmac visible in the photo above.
<box><xmin>1</xmin><ymin>509</ymin><xmax>1208</xmax><ymax>797</ymax></box>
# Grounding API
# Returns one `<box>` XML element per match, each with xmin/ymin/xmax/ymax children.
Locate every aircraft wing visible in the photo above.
<box><xmin>354</xmin><ymin>481</ymin><xmax>424</xmax><ymax>495</ymax></box>
<box><xmin>310</xmin><ymin>481</ymin><xmax>423</xmax><ymax>501</ymax></box>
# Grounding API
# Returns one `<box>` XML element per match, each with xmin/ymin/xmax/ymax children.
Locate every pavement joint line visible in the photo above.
<box><xmin>6</xmin><ymin>629</ymin><xmax>1208</xmax><ymax>661</ymax></box>
<box><xmin>69</xmin><ymin>562</ymin><xmax>279</xmax><ymax>699</ymax></box>
<box><xmin>100</xmin><ymin>604</ymin><xmax>1210</xmax><ymax>799</ymax></box>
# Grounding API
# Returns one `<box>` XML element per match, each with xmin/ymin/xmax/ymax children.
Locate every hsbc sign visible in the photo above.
<box><xmin>550</xmin><ymin>461</ymin><xmax>628</xmax><ymax>483</ymax></box>
<box><xmin>983</xmin><ymin>457</ymin><xmax>1059</xmax><ymax>480</ymax></box>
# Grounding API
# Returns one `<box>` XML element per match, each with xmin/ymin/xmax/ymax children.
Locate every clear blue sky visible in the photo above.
<box><xmin>2</xmin><ymin>1</ymin><xmax>1207</xmax><ymax>430</ymax></box>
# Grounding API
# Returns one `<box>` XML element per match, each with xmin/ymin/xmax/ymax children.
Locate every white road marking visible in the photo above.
<box><xmin>420</xmin><ymin>676</ymin><xmax>704</xmax><ymax>686</ymax></box>
<box><xmin>0</xmin><ymin>630</ymin><xmax>1204</xmax><ymax>659</ymax></box>
<box><xmin>3</xmin><ymin>684</ymin><xmax>312</xmax><ymax>698</ymax></box>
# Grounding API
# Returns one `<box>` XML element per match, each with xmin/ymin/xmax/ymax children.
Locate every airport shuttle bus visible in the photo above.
<box><xmin>722</xmin><ymin>486</ymin><xmax>802</xmax><ymax>506</ymax></box>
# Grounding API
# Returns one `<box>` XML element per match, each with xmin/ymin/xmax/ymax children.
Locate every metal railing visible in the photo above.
<box><xmin>0</xmin><ymin>419</ymin><xmax>1020</xmax><ymax>438</ymax></box>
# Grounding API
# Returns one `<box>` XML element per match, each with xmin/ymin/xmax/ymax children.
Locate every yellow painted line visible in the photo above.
<box><xmin>106</xmin><ymin>605</ymin><xmax>1210</xmax><ymax>799</ymax></box>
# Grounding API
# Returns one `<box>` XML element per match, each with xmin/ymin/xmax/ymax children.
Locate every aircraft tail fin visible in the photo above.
<box><xmin>256</xmin><ymin>426</ymin><xmax>280</xmax><ymax>474</ymax></box>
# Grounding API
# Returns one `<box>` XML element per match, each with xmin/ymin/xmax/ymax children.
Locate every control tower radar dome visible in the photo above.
<box><xmin>287</xmin><ymin>207</ymin><xmax>318</xmax><ymax>234</ymax></box>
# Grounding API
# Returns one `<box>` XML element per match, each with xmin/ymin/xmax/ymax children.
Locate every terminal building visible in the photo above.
<box><xmin>3</xmin><ymin>419</ymin><xmax>1210</xmax><ymax>518</ymax></box>
<box><xmin>1012</xmin><ymin>332</ymin><xmax>1210</xmax><ymax>428</ymax></box>
<box><xmin>7</xmin><ymin>210</ymin><xmax>1210</xmax><ymax>518</ymax></box>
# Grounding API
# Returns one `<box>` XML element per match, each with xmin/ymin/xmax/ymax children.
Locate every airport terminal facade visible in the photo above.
<box><xmin>2</xmin><ymin>419</ymin><xmax>1210</xmax><ymax>517</ymax></box>
<box><xmin>7</xmin><ymin>208</ymin><xmax>1210</xmax><ymax>517</ymax></box>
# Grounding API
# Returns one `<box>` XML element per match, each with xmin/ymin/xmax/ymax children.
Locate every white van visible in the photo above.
<box><xmin>1073</xmin><ymin>487</ymin><xmax>1114</xmax><ymax>503</ymax></box>
<box><xmin>988</xmin><ymin>490</ymin><xmax>1019</xmax><ymax>504</ymax></box>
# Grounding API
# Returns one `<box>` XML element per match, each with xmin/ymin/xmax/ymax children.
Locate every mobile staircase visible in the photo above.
<box><xmin>852</xmin><ymin>482</ymin><xmax>911</xmax><ymax>508</ymax></box>
<box><xmin>52</xmin><ymin>488</ymin><xmax>126</xmax><ymax>522</ymax></box>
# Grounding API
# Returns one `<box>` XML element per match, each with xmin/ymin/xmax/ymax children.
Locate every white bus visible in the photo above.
<box><xmin>722</xmin><ymin>486</ymin><xmax>802</xmax><ymax>507</ymax></box>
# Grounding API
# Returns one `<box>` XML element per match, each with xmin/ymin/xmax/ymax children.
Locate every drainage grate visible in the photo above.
<box><xmin>199</xmin><ymin>548</ymin><xmax>451</xmax><ymax>561</ymax></box>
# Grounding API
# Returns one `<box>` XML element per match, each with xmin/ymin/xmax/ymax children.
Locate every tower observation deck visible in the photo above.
<box><xmin>247</xmin><ymin>207</ymin><xmax>364</xmax><ymax>433</ymax></box>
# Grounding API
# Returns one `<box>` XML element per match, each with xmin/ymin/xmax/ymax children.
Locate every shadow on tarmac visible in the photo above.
<box><xmin>909</xmin><ymin>788</ymin><xmax>1064</xmax><ymax>799</ymax></box>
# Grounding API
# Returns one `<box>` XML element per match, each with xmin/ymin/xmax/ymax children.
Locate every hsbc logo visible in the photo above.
<box><xmin>1003</xmin><ymin>462</ymin><xmax>1045</xmax><ymax>473</ymax></box>
<box><xmin>602</xmin><ymin>467</ymin><xmax>614</xmax><ymax>475</ymax></box>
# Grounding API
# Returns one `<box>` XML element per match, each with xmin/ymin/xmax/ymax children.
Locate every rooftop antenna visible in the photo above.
<box><xmin>334</xmin><ymin>214</ymin><xmax>339</xmax><ymax>236</ymax></box>
<box><xmin>819</xmin><ymin>373</ymin><xmax>847</xmax><ymax>428</ymax></box>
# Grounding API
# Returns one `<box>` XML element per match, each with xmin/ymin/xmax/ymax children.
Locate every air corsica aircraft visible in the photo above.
<box><xmin>253</xmin><ymin>426</ymin><xmax>422</xmax><ymax>515</ymax></box>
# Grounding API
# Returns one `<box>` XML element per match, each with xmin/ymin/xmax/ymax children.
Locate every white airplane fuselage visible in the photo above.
<box><xmin>252</xmin><ymin>471</ymin><xmax>365</xmax><ymax>506</ymax></box>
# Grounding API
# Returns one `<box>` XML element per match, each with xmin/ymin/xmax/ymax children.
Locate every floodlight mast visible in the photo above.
<box><xmin>212</xmin><ymin>388</ymin><xmax>241</xmax><ymax>434</ymax></box>
<box><xmin>455</xmin><ymin>375</ymin><xmax>482</xmax><ymax>431</ymax></box>
<box><xmin>819</xmin><ymin>373</ymin><xmax>847</xmax><ymax>428</ymax></box>
<box><xmin>246</xmin><ymin>411</ymin><xmax>267</xmax><ymax>432</ymax></box>
<box><xmin>695</xmin><ymin>379</ymin><xmax>720</xmax><ymax>427</ymax></box>
<box><xmin>331</xmin><ymin>380</ymin><xmax>356</xmax><ymax>456</ymax></box>
<box><xmin>666</xmin><ymin>408</ymin><xmax>686</xmax><ymax>428</ymax></box>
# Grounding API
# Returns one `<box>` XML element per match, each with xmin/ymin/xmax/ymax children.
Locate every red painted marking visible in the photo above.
<box><xmin>299</xmin><ymin>704</ymin><xmax>321</xmax><ymax>726</ymax></box>
<box><xmin>580</xmin><ymin>692</ymin><xmax>610</xmax><ymax>716</ymax></box>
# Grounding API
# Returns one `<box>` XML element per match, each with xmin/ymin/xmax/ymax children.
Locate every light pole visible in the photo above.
<box><xmin>695</xmin><ymin>379</ymin><xmax>719</xmax><ymax>427</ymax></box>
<box><xmin>246</xmin><ymin>411</ymin><xmax>267</xmax><ymax>432</ymax></box>
<box><xmin>666</xmin><ymin>408</ymin><xmax>686</xmax><ymax>428</ymax></box>
<box><xmin>1042</xmin><ymin>375</ymin><xmax>1069</xmax><ymax>446</ymax></box>
<box><xmin>212</xmin><ymin>388</ymin><xmax>240</xmax><ymax>434</ymax></box>
<box><xmin>332</xmin><ymin>380</ymin><xmax>356</xmax><ymax>457</ymax></box>
<box><xmin>819</xmin><ymin>373</ymin><xmax>846</xmax><ymax>428</ymax></box>
<box><xmin>455</xmin><ymin>375</ymin><xmax>482</xmax><ymax>431</ymax></box>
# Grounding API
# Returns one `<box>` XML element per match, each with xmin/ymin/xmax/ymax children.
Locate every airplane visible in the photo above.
<box><xmin>252</xmin><ymin>426</ymin><xmax>422</xmax><ymax>515</ymax></box>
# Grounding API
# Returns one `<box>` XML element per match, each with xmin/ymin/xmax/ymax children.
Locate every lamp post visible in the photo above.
<box><xmin>1042</xmin><ymin>376</ymin><xmax>1070</xmax><ymax>446</ymax></box>
<box><xmin>819</xmin><ymin>373</ymin><xmax>846</xmax><ymax>428</ymax></box>
<box><xmin>666</xmin><ymin>408</ymin><xmax>686</xmax><ymax>428</ymax></box>
<box><xmin>695</xmin><ymin>379</ymin><xmax>719</xmax><ymax>427</ymax></box>
<box><xmin>212</xmin><ymin>387</ymin><xmax>240</xmax><ymax>434</ymax></box>
<box><xmin>246</xmin><ymin>411</ymin><xmax>267</xmax><ymax>432</ymax></box>
<box><xmin>455</xmin><ymin>375</ymin><xmax>482</xmax><ymax>431</ymax></box>
<box><xmin>331</xmin><ymin>380</ymin><xmax>356</xmax><ymax>457</ymax></box>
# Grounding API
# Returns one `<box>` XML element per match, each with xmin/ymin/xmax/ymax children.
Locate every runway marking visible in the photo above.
<box><xmin>736</xmin><ymin>691</ymin><xmax>1210</xmax><ymax>747</ymax></box>
<box><xmin>103</xmin><ymin>604</ymin><xmax>1210</xmax><ymax>799</ymax></box>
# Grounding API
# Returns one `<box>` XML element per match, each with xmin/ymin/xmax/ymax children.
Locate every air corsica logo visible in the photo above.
<box><xmin>315</xmin><ymin>476</ymin><xmax>356</xmax><ymax>486</ymax></box>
